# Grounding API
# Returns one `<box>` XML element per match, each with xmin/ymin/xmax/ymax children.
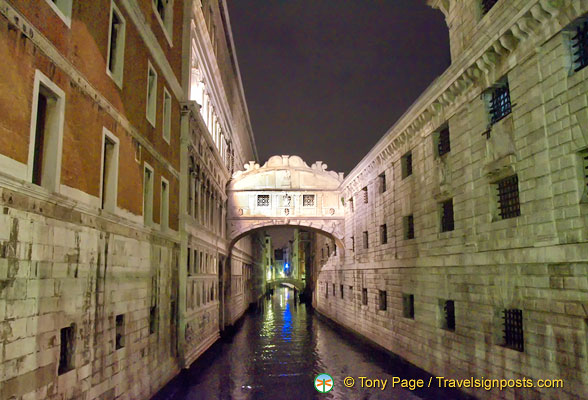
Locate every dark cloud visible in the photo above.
<box><xmin>227</xmin><ymin>0</ymin><xmax>450</xmax><ymax>174</ymax></box>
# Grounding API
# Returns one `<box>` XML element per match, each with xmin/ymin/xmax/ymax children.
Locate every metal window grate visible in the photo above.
<box><xmin>405</xmin><ymin>215</ymin><xmax>415</xmax><ymax>239</ymax></box>
<box><xmin>489</xmin><ymin>83</ymin><xmax>512</xmax><ymax>125</ymax></box>
<box><xmin>59</xmin><ymin>325</ymin><xmax>75</xmax><ymax>375</ymax></box>
<box><xmin>441</xmin><ymin>199</ymin><xmax>454</xmax><ymax>232</ymax></box>
<box><xmin>379</xmin><ymin>173</ymin><xmax>386</xmax><ymax>193</ymax></box>
<box><xmin>257</xmin><ymin>194</ymin><xmax>270</xmax><ymax>207</ymax></box>
<box><xmin>351</xmin><ymin>236</ymin><xmax>355</xmax><ymax>252</ymax></box>
<box><xmin>363</xmin><ymin>231</ymin><xmax>369</xmax><ymax>249</ymax></box>
<box><xmin>380</xmin><ymin>224</ymin><xmax>387</xmax><ymax>244</ymax></box>
<box><xmin>438</xmin><ymin>127</ymin><xmax>451</xmax><ymax>157</ymax></box>
<box><xmin>303</xmin><ymin>194</ymin><xmax>315</xmax><ymax>206</ymax></box>
<box><xmin>444</xmin><ymin>300</ymin><xmax>455</xmax><ymax>331</ymax></box>
<box><xmin>482</xmin><ymin>0</ymin><xmax>499</xmax><ymax>14</ymax></box>
<box><xmin>362</xmin><ymin>288</ymin><xmax>368</xmax><ymax>305</ymax></box>
<box><xmin>379</xmin><ymin>290</ymin><xmax>387</xmax><ymax>311</ymax></box>
<box><xmin>362</xmin><ymin>187</ymin><xmax>368</xmax><ymax>203</ymax></box>
<box><xmin>340</xmin><ymin>284</ymin><xmax>344</xmax><ymax>299</ymax></box>
<box><xmin>503</xmin><ymin>309</ymin><xmax>524</xmax><ymax>352</ymax></box>
<box><xmin>497</xmin><ymin>175</ymin><xmax>521</xmax><ymax>219</ymax></box>
<box><xmin>403</xmin><ymin>294</ymin><xmax>414</xmax><ymax>319</ymax></box>
<box><xmin>572</xmin><ymin>21</ymin><xmax>588</xmax><ymax>72</ymax></box>
<box><xmin>349</xmin><ymin>197</ymin><xmax>354</xmax><ymax>212</ymax></box>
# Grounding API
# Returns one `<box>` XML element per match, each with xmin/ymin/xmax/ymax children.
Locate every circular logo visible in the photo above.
<box><xmin>314</xmin><ymin>373</ymin><xmax>334</xmax><ymax>393</ymax></box>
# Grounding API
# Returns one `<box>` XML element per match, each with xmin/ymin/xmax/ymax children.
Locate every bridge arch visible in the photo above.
<box><xmin>227</xmin><ymin>155</ymin><xmax>346</xmax><ymax>249</ymax></box>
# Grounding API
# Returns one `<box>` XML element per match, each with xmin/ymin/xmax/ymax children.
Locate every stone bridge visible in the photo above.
<box><xmin>227</xmin><ymin>155</ymin><xmax>345</xmax><ymax>249</ymax></box>
<box><xmin>266</xmin><ymin>277</ymin><xmax>306</xmax><ymax>292</ymax></box>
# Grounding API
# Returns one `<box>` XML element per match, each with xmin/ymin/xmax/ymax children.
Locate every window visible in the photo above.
<box><xmin>496</xmin><ymin>175</ymin><xmax>521</xmax><ymax>219</ymax></box>
<box><xmin>257</xmin><ymin>194</ymin><xmax>270</xmax><ymax>207</ymax></box>
<box><xmin>503</xmin><ymin>309</ymin><xmax>524</xmax><ymax>352</ymax></box>
<box><xmin>379</xmin><ymin>290</ymin><xmax>387</xmax><ymax>311</ymax></box>
<box><xmin>58</xmin><ymin>324</ymin><xmax>75</xmax><ymax>375</ymax></box>
<box><xmin>488</xmin><ymin>80</ymin><xmax>512</xmax><ymax>126</ymax></box>
<box><xmin>440</xmin><ymin>300</ymin><xmax>455</xmax><ymax>331</ymax></box>
<box><xmin>325</xmin><ymin>283</ymin><xmax>328</xmax><ymax>298</ymax></box>
<box><xmin>379</xmin><ymin>173</ymin><xmax>386</xmax><ymax>193</ymax></box>
<box><xmin>481</xmin><ymin>0</ymin><xmax>499</xmax><ymax>15</ymax></box>
<box><xmin>161</xmin><ymin>178</ymin><xmax>169</xmax><ymax>230</ymax></box>
<box><xmin>362</xmin><ymin>288</ymin><xmax>368</xmax><ymax>305</ymax></box>
<box><xmin>332</xmin><ymin>283</ymin><xmax>335</xmax><ymax>297</ymax></box>
<box><xmin>435</xmin><ymin>126</ymin><xmax>451</xmax><ymax>157</ymax></box>
<box><xmin>401</xmin><ymin>151</ymin><xmax>413</xmax><ymax>179</ymax></box>
<box><xmin>362</xmin><ymin>186</ymin><xmax>368</xmax><ymax>203</ymax></box>
<box><xmin>571</xmin><ymin>20</ymin><xmax>588</xmax><ymax>72</ymax></box>
<box><xmin>106</xmin><ymin>2</ymin><xmax>126</xmax><ymax>87</ymax></box>
<box><xmin>351</xmin><ymin>236</ymin><xmax>355</xmax><ymax>252</ymax></box>
<box><xmin>380</xmin><ymin>224</ymin><xmax>387</xmax><ymax>244</ymax></box>
<box><xmin>580</xmin><ymin>149</ymin><xmax>588</xmax><ymax>201</ymax></box>
<box><xmin>303</xmin><ymin>194</ymin><xmax>315</xmax><ymax>206</ymax></box>
<box><xmin>363</xmin><ymin>231</ymin><xmax>369</xmax><ymax>249</ymax></box>
<box><xmin>143</xmin><ymin>164</ymin><xmax>154</xmax><ymax>226</ymax></box>
<box><xmin>45</xmin><ymin>0</ymin><xmax>72</xmax><ymax>26</ymax></box>
<box><xmin>146</xmin><ymin>62</ymin><xmax>158</xmax><ymax>127</ymax></box>
<box><xmin>150</xmin><ymin>274</ymin><xmax>158</xmax><ymax>334</ymax></box>
<box><xmin>404</xmin><ymin>215</ymin><xmax>415</xmax><ymax>240</ymax></box>
<box><xmin>115</xmin><ymin>314</ymin><xmax>125</xmax><ymax>349</ymax></box>
<box><xmin>100</xmin><ymin>129</ymin><xmax>119</xmax><ymax>212</ymax></box>
<box><xmin>152</xmin><ymin>0</ymin><xmax>174</xmax><ymax>40</ymax></box>
<box><xmin>349</xmin><ymin>197</ymin><xmax>354</xmax><ymax>212</ymax></box>
<box><xmin>162</xmin><ymin>88</ymin><xmax>171</xmax><ymax>143</ymax></box>
<box><xmin>403</xmin><ymin>294</ymin><xmax>414</xmax><ymax>319</ymax></box>
<box><xmin>28</xmin><ymin>70</ymin><xmax>65</xmax><ymax>192</ymax></box>
<box><xmin>340</xmin><ymin>284</ymin><xmax>344</xmax><ymax>299</ymax></box>
<box><xmin>440</xmin><ymin>199</ymin><xmax>454</xmax><ymax>232</ymax></box>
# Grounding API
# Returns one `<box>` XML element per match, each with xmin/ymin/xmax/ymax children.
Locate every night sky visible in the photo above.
<box><xmin>226</xmin><ymin>0</ymin><xmax>450</xmax><ymax>175</ymax></box>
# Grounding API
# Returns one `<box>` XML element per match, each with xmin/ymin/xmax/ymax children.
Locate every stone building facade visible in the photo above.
<box><xmin>0</xmin><ymin>0</ymin><xmax>257</xmax><ymax>399</ymax></box>
<box><xmin>315</xmin><ymin>1</ymin><xmax>588</xmax><ymax>399</ymax></box>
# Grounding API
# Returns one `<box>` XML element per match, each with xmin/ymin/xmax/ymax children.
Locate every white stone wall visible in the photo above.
<box><xmin>0</xmin><ymin>186</ymin><xmax>179</xmax><ymax>400</ymax></box>
<box><xmin>317</xmin><ymin>1</ymin><xmax>588</xmax><ymax>399</ymax></box>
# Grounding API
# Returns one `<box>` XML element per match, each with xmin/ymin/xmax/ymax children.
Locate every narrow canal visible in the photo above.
<box><xmin>154</xmin><ymin>287</ymin><xmax>471</xmax><ymax>400</ymax></box>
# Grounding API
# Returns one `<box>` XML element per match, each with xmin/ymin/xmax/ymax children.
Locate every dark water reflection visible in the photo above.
<box><xmin>154</xmin><ymin>287</ymin><xmax>472</xmax><ymax>400</ymax></box>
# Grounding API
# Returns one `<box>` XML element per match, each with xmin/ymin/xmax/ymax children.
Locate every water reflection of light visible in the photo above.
<box><xmin>281</xmin><ymin>302</ymin><xmax>292</xmax><ymax>342</ymax></box>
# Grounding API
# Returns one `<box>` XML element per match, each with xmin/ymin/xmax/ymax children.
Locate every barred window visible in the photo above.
<box><xmin>362</xmin><ymin>186</ymin><xmax>368</xmax><ymax>203</ymax></box>
<box><xmin>403</xmin><ymin>294</ymin><xmax>414</xmax><ymax>319</ymax></box>
<box><xmin>303</xmin><ymin>194</ymin><xmax>315</xmax><ymax>206</ymax></box>
<box><xmin>340</xmin><ymin>284</ymin><xmax>344</xmax><ymax>299</ymax></box>
<box><xmin>437</xmin><ymin>127</ymin><xmax>451</xmax><ymax>157</ymax></box>
<box><xmin>379</xmin><ymin>173</ymin><xmax>386</xmax><ymax>193</ymax></box>
<box><xmin>402</xmin><ymin>151</ymin><xmax>413</xmax><ymax>179</ymax></box>
<box><xmin>363</xmin><ymin>231</ymin><xmax>369</xmax><ymax>249</ymax></box>
<box><xmin>581</xmin><ymin>149</ymin><xmax>588</xmax><ymax>196</ymax></box>
<box><xmin>379</xmin><ymin>290</ymin><xmax>387</xmax><ymax>311</ymax></box>
<box><xmin>115</xmin><ymin>314</ymin><xmax>125</xmax><ymax>349</ymax></box>
<box><xmin>571</xmin><ymin>20</ymin><xmax>588</xmax><ymax>72</ymax></box>
<box><xmin>351</xmin><ymin>236</ymin><xmax>355</xmax><ymax>252</ymax></box>
<box><xmin>325</xmin><ymin>282</ymin><xmax>328</xmax><ymax>298</ymax></box>
<box><xmin>380</xmin><ymin>224</ymin><xmax>387</xmax><ymax>244</ymax></box>
<box><xmin>481</xmin><ymin>0</ymin><xmax>499</xmax><ymax>15</ymax></box>
<box><xmin>496</xmin><ymin>175</ymin><xmax>521</xmax><ymax>219</ymax></box>
<box><xmin>257</xmin><ymin>194</ymin><xmax>270</xmax><ymax>207</ymax></box>
<box><xmin>503</xmin><ymin>309</ymin><xmax>524</xmax><ymax>352</ymax></box>
<box><xmin>442</xmin><ymin>300</ymin><xmax>455</xmax><ymax>331</ymax></box>
<box><xmin>489</xmin><ymin>82</ymin><xmax>512</xmax><ymax>126</ymax></box>
<box><xmin>440</xmin><ymin>199</ymin><xmax>454</xmax><ymax>232</ymax></box>
<box><xmin>362</xmin><ymin>288</ymin><xmax>368</xmax><ymax>305</ymax></box>
<box><xmin>404</xmin><ymin>215</ymin><xmax>415</xmax><ymax>240</ymax></box>
<box><xmin>349</xmin><ymin>197</ymin><xmax>354</xmax><ymax>212</ymax></box>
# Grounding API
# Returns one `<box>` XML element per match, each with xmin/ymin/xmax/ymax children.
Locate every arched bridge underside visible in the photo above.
<box><xmin>227</xmin><ymin>155</ymin><xmax>345</xmax><ymax>247</ymax></box>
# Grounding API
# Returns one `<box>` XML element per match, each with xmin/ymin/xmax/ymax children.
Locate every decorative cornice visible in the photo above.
<box><xmin>343</xmin><ymin>0</ymin><xmax>568</xmax><ymax>196</ymax></box>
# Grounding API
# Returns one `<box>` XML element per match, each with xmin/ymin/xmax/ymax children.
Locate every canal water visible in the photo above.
<box><xmin>153</xmin><ymin>287</ymin><xmax>472</xmax><ymax>400</ymax></box>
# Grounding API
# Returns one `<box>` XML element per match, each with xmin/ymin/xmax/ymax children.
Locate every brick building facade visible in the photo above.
<box><xmin>0</xmin><ymin>0</ymin><xmax>257</xmax><ymax>398</ymax></box>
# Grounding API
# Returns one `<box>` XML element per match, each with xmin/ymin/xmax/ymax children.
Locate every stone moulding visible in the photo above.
<box><xmin>343</xmin><ymin>0</ymin><xmax>567</xmax><ymax>198</ymax></box>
